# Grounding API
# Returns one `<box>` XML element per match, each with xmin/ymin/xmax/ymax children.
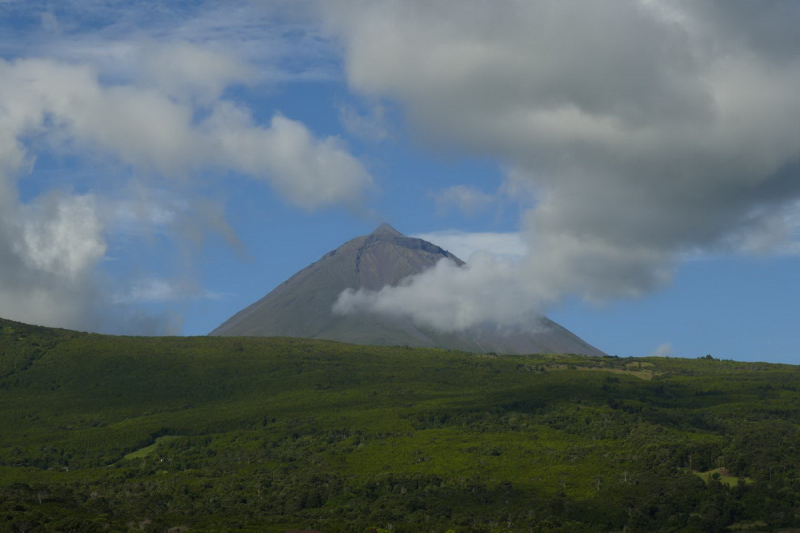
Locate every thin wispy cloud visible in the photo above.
<box><xmin>113</xmin><ymin>278</ymin><xmax>220</xmax><ymax>305</ymax></box>
<box><xmin>432</xmin><ymin>185</ymin><xmax>496</xmax><ymax>217</ymax></box>
<box><xmin>650</xmin><ymin>343</ymin><xmax>674</xmax><ymax>358</ymax></box>
<box><xmin>412</xmin><ymin>230</ymin><xmax>526</xmax><ymax>262</ymax></box>
<box><xmin>0</xmin><ymin>0</ymin><xmax>339</xmax><ymax>83</ymax></box>
<box><xmin>338</xmin><ymin>102</ymin><xmax>390</xmax><ymax>142</ymax></box>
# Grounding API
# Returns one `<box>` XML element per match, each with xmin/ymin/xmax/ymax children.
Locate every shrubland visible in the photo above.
<box><xmin>1</xmin><ymin>317</ymin><xmax>799</xmax><ymax>532</ymax></box>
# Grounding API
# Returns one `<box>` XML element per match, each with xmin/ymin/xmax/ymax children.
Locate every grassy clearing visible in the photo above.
<box><xmin>694</xmin><ymin>467</ymin><xmax>752</xmax><ymax>487</ymax></box>
<box><xmin>578</xmin><ymin>365</ymin><xmax>656</xmax><ymax>380</ymax></box>
<box><xmin>123</xmin><ymin>435</ymin><xmax>180</xmax><ymax>460</ymax></box>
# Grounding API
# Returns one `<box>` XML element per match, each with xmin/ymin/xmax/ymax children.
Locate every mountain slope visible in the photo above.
<box><xmin>211</xmin><ymin>224</ymin><xmax>604</xmax><ymax>356</ymax></box>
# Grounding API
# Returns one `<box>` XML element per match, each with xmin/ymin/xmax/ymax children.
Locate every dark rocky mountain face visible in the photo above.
<box><xmin>210</xmin><ymin>224</ymin><xmax>604</xmax><ymax>356</ymax></box>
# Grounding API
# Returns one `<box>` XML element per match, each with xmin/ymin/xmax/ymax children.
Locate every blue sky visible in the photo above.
<box><xmin>1</xmin><ymin>1</ymin><xmax>799</xmax><ymax>363</ymax></box>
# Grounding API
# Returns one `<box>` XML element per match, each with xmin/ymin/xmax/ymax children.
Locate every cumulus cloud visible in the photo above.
<box><xmin>0</xmin><ymin>57</ymin><xmax>370</xmax><ymax>206</ymax></box>
<box><xmin>210</xmin><ymin>107</ymin><xmax>372</xmax><ymax>209</ymax></box>
<box><xmin>0</xmin><ymin>44</ymin><xmax>371</xmax><ymax>332</ymax></box>
<box><xmin>15</xmin><ymin>193</ymin><xmax>106</xmax><ymax>280</ymax></box>
<box><xmin>324</xmin><ymin>0</ymin><xmax>800</xmax><ymax>330</ymax></box>
<box><xmin>0</xmin><ymin>189</ymin><xmax>104</xmax><ymax>330</ymax></box>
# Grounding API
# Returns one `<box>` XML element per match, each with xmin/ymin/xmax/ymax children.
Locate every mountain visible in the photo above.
<box><xmin>211</xmin><ymin>224</ymin><xmax>604</xmax><ymax>356</ymax></box>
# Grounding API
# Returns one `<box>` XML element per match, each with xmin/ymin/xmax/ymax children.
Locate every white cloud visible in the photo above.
<box><xmin>412</xmin><ymin>230</ymin><xmax>526</xmax><ymax>261</ymax></box>
<box><xmin>0</xmin><ymin>189</ymin><xmax>104</xmax><ymax>330</ymax></box>
<box><xmin>650</xmin><ymin>343</ymin><xmax>674</xmax><ymax>357</ymax></box>
<box><xmin>39</xmin><ymin>11</ymin><xmax>59</xmax><ymax>33</ymax></box>
<box><xmin>103</xmin><ymin>194</ymin><xmax>181</xmax><ymax>237</ymax></box>
<box><xmin>114</xmin><ymin>278</ymin><xmax>215</xmax><ymax>304</ymax></box>
<box><xmin>211</xmin><ymin>108</ymin><xmax>372</xmax><ymax>209</ymax></box>
<box><xmin>140</xmin><ymin>41</ymin><xmax>255</xmax><ymax>103</ymax></box>
<box><xmin>15</xmin><ymin>193</ymin><xmax>106</xmax><ymax>280</ymax></box>
<box><xmin>0</xmin><ymin>183</ymin><xmax>186</xmax><ymax>334</ymax></box>
<box><xmin>0</xmin><ymin>1</ymin><xmax>337</xmax><ymax>84</ymax></box>
<box><xmin>324</xmin><ymin>0</ymin><xmax>800</xmax><ymax>330</ymax></box>
<box><xmin>339</xmin><ymin>102</ymin><xmax>389</xmax><ymax>141</ymax></box>
<box><xmin>0</xmin><ymin>53</ymin><xmax>370</xmax><ymax>206</ymax></box>
<box><xmin>432</xmin><ymin>185</ymin><xmax>495</xmax><ymax>216</ymax></box>
<box><xmin>334</xmin><ymin>253</ymin><xmax>539</xmax><ymax>331</ymax></box>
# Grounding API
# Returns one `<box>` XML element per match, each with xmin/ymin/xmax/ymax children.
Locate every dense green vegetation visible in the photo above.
<box><xmin>1</xmin><ymin>317</ymin><xmax>799</xmax><ymax>532</ymax></box>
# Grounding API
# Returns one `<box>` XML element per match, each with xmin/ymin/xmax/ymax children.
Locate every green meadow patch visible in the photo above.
<box><xmin>694</xmin><ymin>468</ymin><xmax>753</xmax><ymax>487</ymax></box>
<box><xmin>123</xmin><ymin>435</ymin><xmax>181</xmax><ymax>460</ymax></box>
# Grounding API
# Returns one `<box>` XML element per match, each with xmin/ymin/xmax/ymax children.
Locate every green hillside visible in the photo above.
<box><xmin>1</xmin><ymin>316</ymin><xmax>799</xmax><ymax>532</ymax></box>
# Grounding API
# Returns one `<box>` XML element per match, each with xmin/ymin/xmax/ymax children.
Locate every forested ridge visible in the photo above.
<box><xmin>1</xmin><ymin>316</ymin><xmax>799</xmax><ymax>532</ymax></box>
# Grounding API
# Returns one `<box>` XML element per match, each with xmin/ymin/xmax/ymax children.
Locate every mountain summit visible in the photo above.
<box><xmin>211</xmin><ymin>225</ymin><xmax>603</xmax><ymax>356</ymax></box>
<box><xmin>371</xmin><ymin>222</ymin><xmax>403</xmax><ymax>237</ymax></box>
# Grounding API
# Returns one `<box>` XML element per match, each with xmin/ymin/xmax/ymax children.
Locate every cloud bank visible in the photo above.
<box><xmin>326</xmin><ymin>0</ymin><xmax>800</xmax><ymax>331</ymax></box>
